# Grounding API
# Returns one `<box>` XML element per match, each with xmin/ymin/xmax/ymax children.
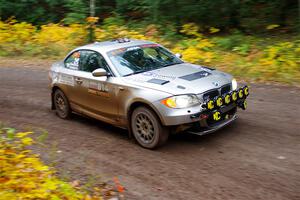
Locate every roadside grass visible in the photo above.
<box><xmin>0</xmin><ymin>19</ymin><xmax>299</xmax><ymax>85</ymax></box>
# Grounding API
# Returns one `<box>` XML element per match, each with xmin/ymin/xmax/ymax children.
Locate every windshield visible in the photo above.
<box><xmin>107</xmin><ymin>44</ymin><xmax>183</xmax><ymax>76</ymax></box>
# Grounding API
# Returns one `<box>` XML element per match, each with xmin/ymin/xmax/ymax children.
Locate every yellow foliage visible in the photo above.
<box><xmin>16</xmin><ymin>131</ymin><xmax>32</xmax><ymax>138</ymax></box>
<box><xmin>0</xmin><ymin>19</ymin><xmax>36</xmax><ymax>44</ymax></box>
<box><xmin>21</xmin><ymin>137</ymin><xmax>33</xmax><ymax>145</ymax></box>
<box><xmin>0</xmin><ymin>19</ymin><xmax>299</xmax><ymax>84</ymax></box>
<box><xmin>172</xmin><ymin>25</ymin><xmax>215</xmax><ymax>63</ymax></box>
<box><xmin>266</xmin><ymin>24</ymin><xmax>280</xmax><ymax>30</ymax></box>
<box><xmin>34</xmin><ymin>23</ymin><xmax>87</xmax><ymax>52</ymax></box>
<box><xmin>180</xmin><ymin>23</ymin><xmax>202</xmax><ymax>37</ymax></box>
<box><xmin>0</xmin><ymin>127</ymin><xmax>104</xmax><ymax>200</ymax></box>
<box><xmin>259</xmin><ymin>41</ymin><xmax>300</xmax><ymax>74</ymax></box>
<box><xmin>0</xmin><ymin>19</ymin><xmax>87</xmax><ymax>56</ymax></box>
<box><xmin>95</xmin><ymin>25</ymin><xmax>147</xmax><ymax>41</ymax></box>
<box><xmin>86</xmin><ymin>17</ymin><xmax>99</xmax><ymax>24</ymax></box>
<box><xmin>209</xmin><ymin>27</ymin><xmax>220</xmax><ymax>33</ymax></box>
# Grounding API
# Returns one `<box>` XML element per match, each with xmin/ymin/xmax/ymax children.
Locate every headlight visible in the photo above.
<box><xmin>161</xmin><ymin>95</ymin><xmax>200</xmax><ymax>109</ymax></box>
<box><xmin>232</xmin><ymin>78</ymin><xmax>237</xmax><ymax>90</ymax></box>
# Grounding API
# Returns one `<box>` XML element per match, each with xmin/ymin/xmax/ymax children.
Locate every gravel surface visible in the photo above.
<box><xmin>0</xmin><ymin>66</ymin><xmax>299</xmax><ymax>200</ymax></box>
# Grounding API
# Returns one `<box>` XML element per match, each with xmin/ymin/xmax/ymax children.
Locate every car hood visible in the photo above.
<box><xmin>122</xmin><ymin>63</ymin><xmax>232</xmax><ymax>95</ymax></box>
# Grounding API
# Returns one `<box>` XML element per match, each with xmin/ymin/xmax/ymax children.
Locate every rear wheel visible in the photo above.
<box><xmin>131</xmin><ymin>106</ymin><xmax>169</xmax><ymax>149</ymax></box>
<box><xmin>53</xmin><ymin>89</ymin><xmax>71</xmax><ymax>119</ymax></box>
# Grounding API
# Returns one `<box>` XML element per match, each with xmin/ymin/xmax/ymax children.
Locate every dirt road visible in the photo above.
<box><xmin>0</xmin><ymin>66</ymin><xmax>299</xmax><ymax>200</ymax></box>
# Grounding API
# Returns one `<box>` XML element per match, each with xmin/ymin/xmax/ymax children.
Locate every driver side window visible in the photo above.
<box><xmin>79</xmin><ymin>50</ymin><xmax>109</xmax><ymax>73</ymax></box>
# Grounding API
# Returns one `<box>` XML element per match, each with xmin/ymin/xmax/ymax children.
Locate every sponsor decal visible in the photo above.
<box><xmin>66</xmin><ymin>51</ymin><xmax>80</xmax><ymax>70</ymax></box>
<box><xmin>213</xmin><ymin>111</ymin><xmax>221</xmax><ymax>121</ymax></box>
<box><xmin>142</xmin><ymin>71</ymin><xmax>176</xmax><ymax>80</ymax></box>
<box><xmin>127</xmin><ymin>71</ymin><xmax>176</xmax><ymax>83</ymax></box>
<box><xmin>59</xmin><ymin>74</ymin><xmax>74</xmax><ymax>86</ymax></box>
<box><xmin>108</xmin><ymin>44</ymin><xmax>159</xmax><ymax>56</ymax></box>
<box><xmin>73</xmin><ymin>51</ymin><xmax>80</xmax><ymax>58</ymax></box>
<box><xmin>126</xmin><ymin>46</ymin><xmax>141</xmax><ymax>51</ymax></box>
<box><xmin>140</xmin><ymin>44</ymin><xmax>159</xmax><ymax>48</ymax></box>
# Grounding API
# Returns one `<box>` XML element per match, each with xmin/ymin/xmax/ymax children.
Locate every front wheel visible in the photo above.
<box><xmin>53</xmin><ymin>89</ymin><xmax>71</xmax><ymax>119</ymax></box>
<box><xmin>131</xmin><ymin>107</ymin><xmax>169</xmax><ymax>149</ymax></box>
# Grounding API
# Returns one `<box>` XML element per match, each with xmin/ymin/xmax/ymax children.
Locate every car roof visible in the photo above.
<box><xmin>75</xmin><ymin>39</ymin><xmax>157</xmax><ymax>54</ymax></box>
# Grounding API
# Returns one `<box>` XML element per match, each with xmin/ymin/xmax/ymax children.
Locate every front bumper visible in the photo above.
<box><xmin>153</xmin><ymin>86</ymin><xmax>249</xmax><ymax>134</ymax></box>
<box><xmin>185</xmin><ymin>101</ymin><xmax>238</xmax><ymax>135</ymax></box>
<box><xmin>187</xmin><ymin>113</ymin><xmax>237</xmax><ymax>135</ymax></box>
<box><xmin>154</xmin><ymin>97</ymin><xmax>242</xmax><ymax>126</ymax></box>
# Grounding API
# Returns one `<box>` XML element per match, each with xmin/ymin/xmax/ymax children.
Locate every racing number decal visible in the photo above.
<box><xmin>213</xmin><ymin>111</ymin><xmax>221</xmax><ymax>121</ymax></box>
<box><xmin>88</xmin><ymin>81</ymin><xmax>110</xmax><ymax>97</ymax></box>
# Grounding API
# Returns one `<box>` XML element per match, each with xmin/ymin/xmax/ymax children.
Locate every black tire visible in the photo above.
<box><xmin>131</xmin><ymin>106</ymin><xmax>169</xmax><ymax>149</ymax></box>
<box><xmin>53</xmin><ymin>89</ymin><xmax>71</xmax><ymax>119</ymax></box>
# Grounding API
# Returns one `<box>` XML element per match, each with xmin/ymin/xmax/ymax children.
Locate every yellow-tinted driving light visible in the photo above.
<box><xmin>206</xmin><ymin>99</ymin><xmax>215</xmax><ymax>110</ymax></box>
<box><xmin>239</xmin><ymin>100</ymin><xmax>247</xmax><ymax>110</ymax></box>
<box><xmin>238</xmin><ymin>88</ymin><xmax>244</xmax><ymax>99</ymax></box>
<box><xmin>243</xmin><ymin>86</ymin><xmax>249</xmax><ymax>97</ymax></box>
<box><xmin>232</xmin><ymin>91</ymin><xmax>238</xmax><ymax>101</ymax></box>
<box><xmin>224</xmin><ymin>94</ymin><xmax>231</xmax><ymax>105</ymax></box>
<box><xmin>215</xmin><ymin>96</ymin><xmax>223</xmax><ymax>107</ymax></box>
<box><xmin>243</xmin><ymin>100</ymin><xmax>247</xmax><ymax>109</ymax></box>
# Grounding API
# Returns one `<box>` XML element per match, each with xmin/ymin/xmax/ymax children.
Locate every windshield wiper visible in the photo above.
<box><xmin>162</xmin><ymin>63</ymin><xmax>175</xmax><ymax>68</ymax></box>
<box><xmin>123</xmin><ymin>69</ymin><xmax>147</xmax><ymax>77</ymax></box>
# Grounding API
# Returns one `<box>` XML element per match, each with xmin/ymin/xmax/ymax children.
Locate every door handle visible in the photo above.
<box><xmin>75</xmin><ymin>77</ymin><xmax>83</xmax><ymax>84</ymax></box>
<box><xmin>118</xmin><ymin>86</ymin><xmax>125</xmax><ymax>91</ymax></box>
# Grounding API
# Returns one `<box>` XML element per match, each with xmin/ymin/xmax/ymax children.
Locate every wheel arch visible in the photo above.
<box><xmin>51</xmin><ymin>85</ymin><xmax>64</xmax><ymax>110</ymax></box>
<box><xmin>127</xmin><ymin>100</ymin><xmax>165</xmax><ymax>137</ymax></box>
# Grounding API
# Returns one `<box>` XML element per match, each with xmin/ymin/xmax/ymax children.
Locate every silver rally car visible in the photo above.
<box><xmin>49</xmin><ymin>38</ymin><xmax>249</xmax><ymax>149</ymax></box>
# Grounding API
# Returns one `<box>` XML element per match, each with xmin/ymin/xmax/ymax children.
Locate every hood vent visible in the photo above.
<box><xmin>147</xmin><ymin>78</ymin><xmax>170</xmax><ymax>85</ymax></box>
<box><xmin>179</xmin><ymin>71</ymin><xmax>211</xmax><ymax>81</ymax></box>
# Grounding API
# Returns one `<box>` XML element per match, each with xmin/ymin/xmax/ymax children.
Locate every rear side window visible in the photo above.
<box><xmin>65</xmin><ymin>50</ymin><xmax>110</xmax><ymax>73</ymax></box>
<box><xmin>65</xmin><ymin>51</ymin><xmax>81</xmax><ymax>70</ymax></box>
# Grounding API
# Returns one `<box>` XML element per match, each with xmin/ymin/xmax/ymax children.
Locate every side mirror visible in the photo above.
<box><xmin>175</xmin><ymin>53</ymin><xmax>182</xmax><ymax>59</ymax></box>
<box><xmin>92</xmin><ymin>68</ymin><xmax>107</xmax><ymax>77</ymax></box>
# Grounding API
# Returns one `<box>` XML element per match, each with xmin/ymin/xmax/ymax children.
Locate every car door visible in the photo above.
<box><xmin>70</xmin><ymin>50</ymin><xmax>119</xmax><ymax>124</ymax></box>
